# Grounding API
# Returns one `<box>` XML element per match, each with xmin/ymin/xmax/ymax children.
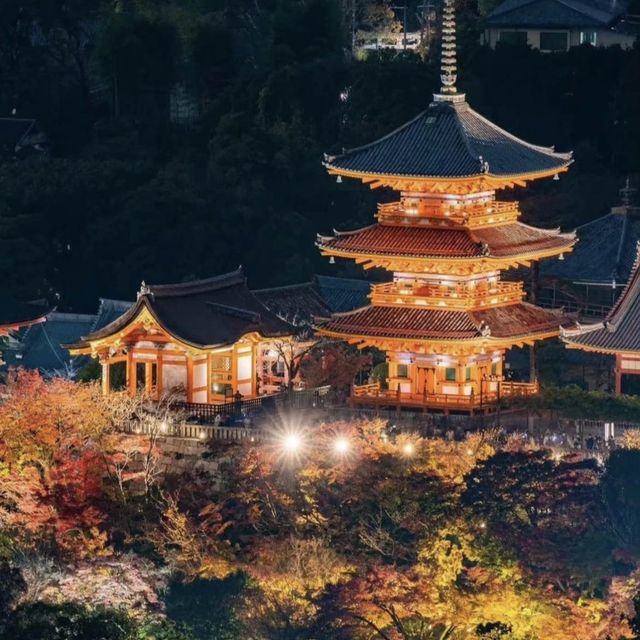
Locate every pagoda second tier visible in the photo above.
<box><xmin>317</xmin><ymin>221</ymin><xmax>575</xmax><ymax>273</ymax></box>
<box><xmin>316</xmin><ymin>301</ymin><xmax>568</xmax><ymax>355</ymax></box>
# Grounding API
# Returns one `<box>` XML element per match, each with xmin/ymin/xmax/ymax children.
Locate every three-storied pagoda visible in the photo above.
<box><xmin>316</xmin><ymin>0</ymin><xmax>576</xmax><ymax>412</ymax></box>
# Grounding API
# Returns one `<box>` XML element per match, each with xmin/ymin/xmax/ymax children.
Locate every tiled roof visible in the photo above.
<box><xmin>92</xmin><ymin>298</ymin><xmax>133</xmax><ymax>331</ymax></box>
<box><xmin>325</xmin><ymin>98</ymin><xmax>571</xmax><ymax>180</ymax></box>
<box><xmin>254</xmin><ymin>276</ymin><xmax>372</xmax><ymax>326</ymax></box>
<box><xmin>486</xmin><ymin>0</ymin><xmax>625</xmax><ymax>27</ymax></box>
<box><xmin>313</xmin><ymin>275</ymin><xmax>372</xmax><ymax>312</ymax></box>
<box><xmin>562</xmin><ymin>252</ymin><xmax>640</xmax><ymax>352</ymax></box>
<box><xmin>541</xmin><ymin>209</ymin><xmax>640</xmax><ymax>285</ymax></box>
<box><xmin>254</xmin><ymin>282</ymin><xmax>332</xmax><ymax>328</ymax></box>
<box><xmin>68</xmin><ymin>269</ymin><xmax>293</xmax><ymax>350</ymax></box>
<box><xmin>0</xmin><ymin>293</ymin><xmax>48</xmax><ymax>329</ymax></box>
<box><xmin>4</xmin><ymin>312</ymin><xmax>96</xmax><ymax>372</ymax></box>
<box><xmin>318</xmin><ymin>301</ymin><xmax>566</xmax><ymax>341</ymax></box>
<box><xmin>318</xmin><ymin>222</ymin><xmax>575</xmax><ymax>259</ymax></box>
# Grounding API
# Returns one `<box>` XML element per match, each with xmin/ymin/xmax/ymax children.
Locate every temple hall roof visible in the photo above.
<box><xmin>562</xmin><ymin>251</ymin><xmax>640</xmax><ymax>353</ymax></box>
<box><xmin>69</xmin><ymin>269</ymin><xmax>293</xmax><ymax>350</ymax></box>
<box><xmin>324</xmin><ymin>98</ymin><xmax>572</xmax><ymax>182</ymax></box>
<box><xmin>318</xmin><ymin>222</ymin><xmax>575</xmax><ymax>260</ymax></box>
<box><xmin>317</xmin><ymin>301</ymin><xmax>568</xmax><ymax>342</ymax></box>
<box><xmin>486</xmin><ymin>0</ymin><xmax>627</xmax><ymax>28</ymax></box>
<box><xmin>541</xmin><ymin>205</ymin><xmax>640</xmax><ymax>286</ymax></box>
<box><xmin>4</xmin><ymin>312</ymin><xmax>96</xmax><ymax>373</ymax></box>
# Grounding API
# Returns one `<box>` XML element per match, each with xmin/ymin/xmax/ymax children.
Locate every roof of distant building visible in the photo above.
<box><xmin>4</xmin><ymin>311</ymin><xmax>96</xmax><ymax>373</ymax></box>
<box><xmin>541</xmin><ymin>187</ymin><xmax>640</xmax><ymax>286</ymax></box>
<box><xmin>562</xmin><ymin>249</ymin><xmax>640</xmax><ymax>353</ymax></box>
<box><xmin>486</xmin><ymin>0</ymin><xmax>627</xmax><ymax>28</ymax></box>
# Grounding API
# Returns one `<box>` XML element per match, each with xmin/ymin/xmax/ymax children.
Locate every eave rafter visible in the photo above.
<box><xmin>326</xmin><ymin>165</ymin><xmax>569</xmax><ymax>194</ymax></box>
<box><xmin>316</xmin><ymin>327</ymin><xmax>560</xmax><ymax>355</ymax></box>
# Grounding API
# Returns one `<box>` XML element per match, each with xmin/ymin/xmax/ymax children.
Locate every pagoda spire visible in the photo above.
<box><xmin>440</xmin><ymin>0</ymin><xmax>458</xmax><ymax>95</ymax></box>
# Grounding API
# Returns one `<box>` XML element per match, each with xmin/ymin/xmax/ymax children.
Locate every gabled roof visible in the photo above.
<box><xmin>4</xmin><ymin>311</ymin><xmax>96</xmax><ymax>372</ymax></box>
<box><xmin>92</xmin><ymin>298</ymin><xmax>133</xmax><ymax>331</ymax></box>
<box><xmin>318</xmin><ymin>222</ymin><xmax>575</xmax><ymax>261</ymax></box>
<box><xmin>486</xmin><ymin>0</ymin><xmax>626</xmax><ymax>27</ymax></box>
<box><xmin>254</xmin><ymin>282</ymin><xmax>332</xmax><ymax>328</ymax></box>
<box><xmin>313</xmin><ymin>275</ymin><xmax>372</xmax><ymax>312</ymax></box>
<box><xmin>254</xmin><ymin>276</ymin><xmax>372</xmax><ymax>327</ymax></box>
<box><xmin>541</xmin><ymin>205</ymin><xmax>640</xmax><ymax>285</ymax></box>
<box><xmin>324</xmin><ymin>98</ymin><xmax>572</xmax><ymax>181</ymax></box>
<box><xmin>68</xmin><ymin>269</ymin><xmax>293</xmax><ymax>351</ymax></box>
<box><xmin>562</xmin><ymin>250</ymin><xmax>640</xmax><ymax>353</ymax></box>
<box><xmin>317</xmin><ymin>301</ymin><xmax>568</xmax><ymax>342</ymax></box>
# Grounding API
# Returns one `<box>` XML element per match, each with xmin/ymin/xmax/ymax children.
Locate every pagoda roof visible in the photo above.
<box><xmin>324</xmin><ymin>98</ymin><xmax>572</xmax><ymax>182</ymax></box>
<box><xmin>541</xmin><ymin>205</ymin><xmax>640</xmax><ymax>286</ymax></box>
<box><xmin>68</xmin><ymin>269</ymin><xmax>293</xmax><ymax>351</ymax></box>
<box><xmin>486</xmin><ymin>0</ymin><xmax>626</xmax><ymax>28</ymax></box>
<box><xmin>318</xmin><ymin>222</ymin><xmax>575</xmax><ymax>260</ymax></box>
<box><xmin>562</xmin><ymin>251</ymin><xmax>640</xmax><ymax>353</ymax></box>
<box><xmin>317</xmin><ymin>301</ymin><xmax>568</xmax><ymax>342</ymax></box>
<box><xmin>0</xmin><ymin>293</ymin><xmax>48</xmax><ymax>331</ymax></box>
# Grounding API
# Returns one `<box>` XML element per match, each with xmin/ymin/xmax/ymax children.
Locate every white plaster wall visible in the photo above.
<box><xmin>193</xmin><ymin>362</ymin><xmax>207</xmax><ymax>388</ymax></box>
<box><xmin>163</xmin><ymin>364</ymin><xmax>186</xmax><ymax>390</ymax></box>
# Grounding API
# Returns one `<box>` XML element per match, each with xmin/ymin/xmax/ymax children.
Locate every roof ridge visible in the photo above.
<box><xmin>324</xmin><ymin>110</ymin><xmax>429</xmax><ymax>165</ymax></box>
<box><xmin>613</xmin><ymin>212</ymin><xmax>629</xmax><ymax>279</ymax></box>
<box><xmin>148</xmin><ymin>268</ymin><xmax>245</xmax><ymax>297</ymax></box>
<box><xmin>253</xmin><ymin>282</ymin><xmax>315</xmax><ymax>293</ymax></box>
<box><xmin>205</xmin><ymin>302</ymin><xmax>261</xmax><ymax>323</ymax></box>
<box><xmin>488</xmin><ymin>0</ymin><xmax>539</xmax><ymax>17</ymax></box>
<box><xmin>606</xmin><ymin>243</ymin><xmax>640</xmax><ymax>328</ymax></box>
<box><xmin>554</xmin><ymin>0</ymin><xmax>617</xmax><ymax>22</ymax></box>
<box><xmin>464</xmin><ymin>103</ymin><xmax>572</xmax><ymax>162</ymax></box>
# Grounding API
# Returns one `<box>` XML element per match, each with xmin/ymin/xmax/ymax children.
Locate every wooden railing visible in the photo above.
<box><xmin>352</xmin><ymin>381</ymin><xmax>538</xmax><ymax>409</ymax></box>
<box><xmin>370</xmin><ymin>281</ymin><xmax>524</xmax><ymax>310</ymax></box>
<box><xmin>376</xmin><ymin>200</ymin><xmax>520</xmax><ymax>227</ymax></box>
<box><xmin>173</xmin><ymin>386</ymin><xmax>331</xmax><ymax>425</ymax></box>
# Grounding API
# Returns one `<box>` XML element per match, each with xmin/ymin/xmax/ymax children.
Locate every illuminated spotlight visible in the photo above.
<box><xmin>479</xmin><ymin>521</ymin><xmax>487</xmax><ymax>530</ymax></box>
<box><xmin>283</xmin><ymin>433</ymin><xmax>302</xmax><ymax>453</ymax></box>
<box><xmin>334</xmin><ymin>437</ymin><xmax>350</xmax><ymax>455</ymax></box>
<box><xmin>199</xmin><ymin>430</ymin><xmax>207</xmax><ymax>440</ymax></box>
<box><xmin>466</xmin><ymin>448</ymin><xmax>474</xmax><ymax>456</ymax></box>
<box><xmin>402</xmin><ymin>442</ymin><xmax>415</xmax><ymax>457</ymax></box>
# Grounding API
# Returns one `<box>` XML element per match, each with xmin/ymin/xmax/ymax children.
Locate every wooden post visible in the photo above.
<box><xmin>156</xmin><ymin>353</ymin><xmax>163</xmax><ymax>400</ymax></box>
<box><xmin>102</xmin><ymin>361</ymin><xmax>110</xmax><ymax>395</ymax></box>
<box><xmin>127</xmin><ymin>352</ymin><xmax>135</xmax><ymax>397</ymax></box>
<box><xmin>186</xmin><ymin>356</ymin><xmax>194</xmax><ymax>402</ymax></box>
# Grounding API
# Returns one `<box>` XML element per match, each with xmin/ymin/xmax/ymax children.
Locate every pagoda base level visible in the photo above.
<box><xmin>351</xmin><ymin>381</ymin><xmax>538</xmax><ymax>415</ymax></box>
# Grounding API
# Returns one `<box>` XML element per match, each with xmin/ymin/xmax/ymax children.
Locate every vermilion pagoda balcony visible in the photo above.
<box><xmin>351</xmin><ymin>380</ymin><xmax>538</xmax><ymax>413</ymax></box>
<box><xmin>370</xmin><ymin>280</ymin><xmax>525</xmax><ymax>310</ymax></box>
